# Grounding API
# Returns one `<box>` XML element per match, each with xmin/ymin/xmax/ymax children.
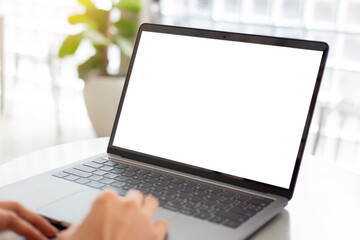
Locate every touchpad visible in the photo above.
<box><xmin>38</xmin><ymin>188</ymin><xmax>178</xmax><ymax>225</ymax></box>
<box><xmin>38</xmin><ymin>188</ymin><xmax>100</xmax><ymax>225</ymax></box>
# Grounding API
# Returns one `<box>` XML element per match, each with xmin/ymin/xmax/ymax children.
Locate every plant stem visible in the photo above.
<box><xmin>102</xmin><ymin>1</ymin><xmax>114</xmax><ymax>76</ymax></box>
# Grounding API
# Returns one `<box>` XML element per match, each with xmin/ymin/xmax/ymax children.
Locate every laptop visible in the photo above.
<box><xmin>0</xmin><ymin>23</ymin><xmax>328</xmax><ymax>239</ymax></box>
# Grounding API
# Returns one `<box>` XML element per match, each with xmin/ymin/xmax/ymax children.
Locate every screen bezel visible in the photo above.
<box><xmin>107</xmin><ymin>23</ymin><xmax>329</xmax><ymax>200</ymax></box>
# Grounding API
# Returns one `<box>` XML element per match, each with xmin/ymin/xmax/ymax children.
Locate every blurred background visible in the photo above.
<box><xmin>0</xmin><ymin>0</ymin><xmax>360</xmax><ymax>175</ymax></box>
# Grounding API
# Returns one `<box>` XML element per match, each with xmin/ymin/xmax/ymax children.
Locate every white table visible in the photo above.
<box><xmin>1</xmin><ymin>138</ymin><xmax>360</xmax><ymax>239</ymax></box>
<box><xmin>0</xmin><ymin>15</ymin><xmax>4</xmax><ymax>112</ymax></box>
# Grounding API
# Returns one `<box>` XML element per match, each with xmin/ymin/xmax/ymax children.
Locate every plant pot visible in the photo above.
<box><xmin>84</xmin><ymin>75</ymin><xmax>125</xmax><ymax>137</ymax></box>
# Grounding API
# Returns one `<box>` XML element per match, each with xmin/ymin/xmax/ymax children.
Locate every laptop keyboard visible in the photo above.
<box><xmin>52</xmin><ymin>157</ymin><xmax>274</xmax><ymax>229</ymax></box>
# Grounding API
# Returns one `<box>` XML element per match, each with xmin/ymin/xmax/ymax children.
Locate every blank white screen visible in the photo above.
<box><xmin>113</xmin><ymin>31</ymin><xmax>323</xmax><ymax>188</ymax></box>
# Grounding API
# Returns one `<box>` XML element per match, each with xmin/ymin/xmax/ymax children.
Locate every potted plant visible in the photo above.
<box><xmin>58</xmin><ymin>0</ymin><xmax>141</xmax><ymax>137</ymax></box>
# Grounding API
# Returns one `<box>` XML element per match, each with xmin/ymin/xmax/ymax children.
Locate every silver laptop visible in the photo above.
<box><xmin>0</xmin><ymin>24</ymin><xmax>328</xmax><ymax>239</ymax></box>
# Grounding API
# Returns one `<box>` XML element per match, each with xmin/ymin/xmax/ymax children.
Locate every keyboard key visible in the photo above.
<box><xmin>75</xmin><ymin>178</ymin><xmax>91</xmax><ymax>184</ymax></box>
<box><xmin>122</xmin><ymin>171</ymin><xmax>136</xmax><ymax>177</ymax></box>
<box><xmin>248</xmin><ymin>197</ymin><xmax>273</xmax><ymax>207</ymax></box>
<box><xmin>197</xmin><ymin>205</ymin><xmax>210</xmax><ymax>212</ymax></box>
<box><xmin>235</xmin><ymin>193</ymin><xmax>250</xmax><ymax>202</ymax></box>
<box><xmin>162</xmin><ymin>189</ymin><xmax>177</xmax><ymax>196</ymax></box>
<box><xmin>194</xmin><ymin>211</ymin><xmax>211</xmax><ymax>220</ymax></box>
<box><xmin>115</xmin><ymin>163</ymin><xmax>129</xmax><ymax>169</ymax></box>
<box><xmin>246</xmin><ymin>204</ymin><xmax>263</xmax><ymax>213</ymax></box>
<box><xmin>139</xmin><ymin>182</ymin><xmax>153</xmax><ymax>188</ymax></box>
<box><xmin>105</xmin><ymin>186</ymin><xmax>128</xmax><ymax>196</ymax></box>
<box><xmin>197</xmin><ymin>184</ymin><xmax>210</xmax><ymax>192</ymax></box>
<box><xmin>209</xmin><ymin>216</ymin><xmax>226</xmax><ymax>224</ymax></box>
<box><xmin>168</xmin><ymin>184</ymin><xmax>182</xmax><ymax>190</ymax></box>
<box><xmin>127</xmin><ymin>166</ymin><xmax>140</xmax><ymax>172</ymax></box>
<box><xmin>160</xmin><ymin>175</ymin><xmax>173</xmax><ymax>181</ymax></box>
<box><xmin>220</xmin><ymin>198</ymin><xmax>236</xmax><ymax>205</ymax></box>
<box><xmin>208</xmin><ymin>187</ymin><xmax>223</xmax><ymax>195</ymax></box>
<box><xmin>151</xmin><ymin>186</ymin><xmax>165</xmax><ymax>193</ymax></box>
<box><xmin>86</xmin><ymin>181</ymin><xmax>105</xmax><ymax>189</ymax></box>
<box><xmin>93</xmin><ymin>170</ymin><xmax>107</xmax><ymax>176</ymax></box>
<box><xmin>183</xmin><ymin>181</ymin><xmax>198</xmax><ymax>188</ymax></box>
<box><xmin>172</xmin><ymin>178</ymin><xmax>185</xmax><ymax>184</ymax></box>
<box><xmin>74</xmin><ymin>165</ymin><xmax>97</xmax><ymax>173</ymax></box>
<box><xmin>93</xmin><ymin>158</ymin><xmax>108</xmax><ymax>164</ymax></box>
<box><xmin>215</xmin><ymin>203</ymin><xmax>232</xmax><ymax>210</ymax></box>
<box><xmin>110</xmin><ymin>168</ymin><xmax>125</xmax><ymax>174</ymax></box>
<box><xmin>223</xmin><ymin>220</ymin><xmax>242</xmax><ymax>229</ymax></box>
<box><xmin>64</xmin><ymin>175</ymin><xmax>79</xmax><ymax>181</ymax></box>
<box><xmin>201</xmin><ymin>199</ymin><xmax>217</xmax><ymax>206</ymax></box>
<box><xmin>222</xmin><ymin>191</ymin><xmax>236</xmax><ymax>198</ymax></box>
<box><xmin>103</xmin><ymin>161</ymin><xmax>118</xmax><ymax>167</ymax></box>
<box><xmin>230</xmin><ymin>207</ymin><xmax>256</xmax><ymax>218</ymax></box>
<box><xmin>100</xmin><ymin>178</ymin><xmax>115</xmax><ymax>185</ymax></box>
<box><xmin>214</xmin><ymin>210</ymin><xmax>248</xmax><ymax>222</ymax></box>
<box><xmin>181</xmin><ymin>188</ymin><xmax>195</xmax><ymax>194</ymax></box>
<box><xmin>177</xmin><ymin>192</ymin><xmax>191</xmax><ymax>200</ymax></box>
<box><xmin>190</xmin><ymin>196</ymin><xmax>203</xmax><ymax>203</ymax></box>
<box><xmin>133</xmin><ymin>175</ymin><xmax>147</xmax><ymax>180</ymax></box>
<box><xmin>99</xmin><ymin>166</ymin><xmax>114</xmax><ymax>172</ymax></box>
<box><xmin>185</xmin><ymin>202</ymin><xmax>197</xmax><ymax>210</ymax></box>
<box><xmin>126</xmin><ymin>179</ymin><xmax>141</xmax><ymax>185</ymax></box>
<box><xmin>205</xmin><ymin>193</ymin><xmax>222</xmax><ymax>201</ymax></box>
<box><xmin>138</xmin><ymin>169</ymin><xmax>150</xmax><ymax>175</ymax></box>
<box><xmin>52</xmin><ymin>172</ymin><xmax>69</xmax><ymax>178</ymax></box>
<box><xmin>158</xmin><ymin>195</ymin><xmax>172</xmax><ymax>203</ymax></box>
<box><xmin>122</xmin><ymin>184</ymin><xmax>135</xmax><ymax>191</ymax></box>
<box><xmin>137</xmin><ymin>187</ymin><xmax>150</xmax><ymax>195</ymax></box>
<box><xmin>148</xmin><ymin>172</ymin><xmax>162</xmax><ymax>178</ymax></box>
<box><xmin>192</xmin><ymin>191</ymin><xmax>208</xmax><ymax>197</ymax></box>
<box><xmin>170</xmin><ymin>199</ymin><xmax>187</xmax><ymax>206</ymax></box>
<box><xmin>157</xmin><ymin>180</ymin><xmax>170</xmax><ymax>187</ymax></box>
<box><xmin>163</xmin><ymin>203</ymin><xmax>181</xmax><ymax>212</ymax></box>
<box><xmin>104</xmin><ymin>173</ymin><xmax>117</xmax><ymax>179</ymax></box>
<box><xmin>116</xmin><ymin>176</ymin><xmax>129</xmax><ymax>182</ymax></box>
<box><xmin>144</xmin><ymin>178</ymin><xmax>158</xmax><ymax>184</ymax></box>
<box><xmin>64</xmin><ymin>168</ymin><xmax>92</xmax><ymax>178</ymax></box>
<box><xmin>111</xmin><ymin>181</ymin><xmax>126</xmax><ymax>188</ymax></box>
<box><xmin>88</xmin><ymin>175</ymin><xmax>104</xmax><ymax>181</ymax></box>
<box><xmin>149</xmin><ymin>192</ymin><xmax>163</xmax><ymax>199</ymax></box>
<box><xmin>84</xmin><ymin>161</ymin><xmax>103</xmax><ymax>169</ymax></box>
<box><xmin>180</xmin><ymin>208</ymin><xmax>195</xmax><ymax>216</ymax></box>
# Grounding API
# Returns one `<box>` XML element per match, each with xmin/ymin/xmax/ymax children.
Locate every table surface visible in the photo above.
<box><xmin>1</xmin><ymin>137</ymin><xmax>360</xmax><ymax>240</ymax></box>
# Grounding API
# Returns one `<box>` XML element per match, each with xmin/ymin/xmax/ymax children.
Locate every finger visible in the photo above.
<box><xmin>153</xmin><ymin>220</ymin><xmax>168</xmax><ymax>240</ymax></box>
<box><xmin>125</xmin><ymin>189</ymin><xmax>144</xmax><ymax>205</ymax></box>
<box><xmin>9</xmin><ymin>203</ymin><xmax>57</xmax><ymax>237</ymax></box>
<box><xmin>143</xmin><ymin>195</ymin><xmax>159</xmax><ymax>217</ymax></box>
<box><xmin>1</xmin><ymin>202</ymin><xmax>57</xmax><ymax>237</ymax></box>
<box><xmin>57</xmin><ymin>224</ymin><xmax>79</xmax><ymax>240</ymax></box>
<box><xmin>1</xmin><ymin>210</ymin><xmax>47</xmax><ymax>240</ymax></box>
<box><xmin>96</xmin><ymin>190</ymin><xmax>119</xmax><ymax>203</ymax></box>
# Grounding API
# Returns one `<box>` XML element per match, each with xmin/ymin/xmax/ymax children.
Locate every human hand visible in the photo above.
<box><xmin>0</xmin><ymin>201</ymin><xmax>58</xmax><ymax>240</ymax></box>
<box><xmin>58</xmin><ymin>189</ymin><xmax>168</xmax><ymax>240</ymax></box>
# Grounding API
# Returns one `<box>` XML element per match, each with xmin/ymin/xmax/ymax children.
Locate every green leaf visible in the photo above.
<box><xmin>84</xmin><ymin>8</ymin><xmax>108</xmax><ymax>33</ymax></box>
<box><xmin>78</xmin><ymin>52</ymin><xmax>103</xmax><ymax>80</ymax></box>
<box><xmin>114</xmin><ymin>36</ymin><xmax>134</xmax><ymax>57</ymax></box>
<box><xmin>83</xmin><ymin>30</ymin><xmax>109</xmax><ymax>45</ymax></box>
<box><xmin>78</xmin><ymin>0</ymin><xmax>95</xmax><ymax>8</ymax></box>
<box><xmin>114</xmin><ymin>19</ymin><xmax>137</xmax><ymax>38</ymax></box>
<box><xmin>115</xmin><ymin>0</ymin><xmax>141</xmax><ymax>12</ymax></box>
<box><xmin>68</xmin><ymin>14</ymin><xmax>98</xmax><ymax>29</ymax></box>
<box><xmin>58</xmin><ymin>33</ymin><xmax>83</xmax><ymax>58</ymax></box>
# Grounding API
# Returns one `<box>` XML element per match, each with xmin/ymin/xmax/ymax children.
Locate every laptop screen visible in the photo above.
<box><xmin>112</xmin><ymin>29</ymin><xmax>324</xmax><ymax>189</ymax></box>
